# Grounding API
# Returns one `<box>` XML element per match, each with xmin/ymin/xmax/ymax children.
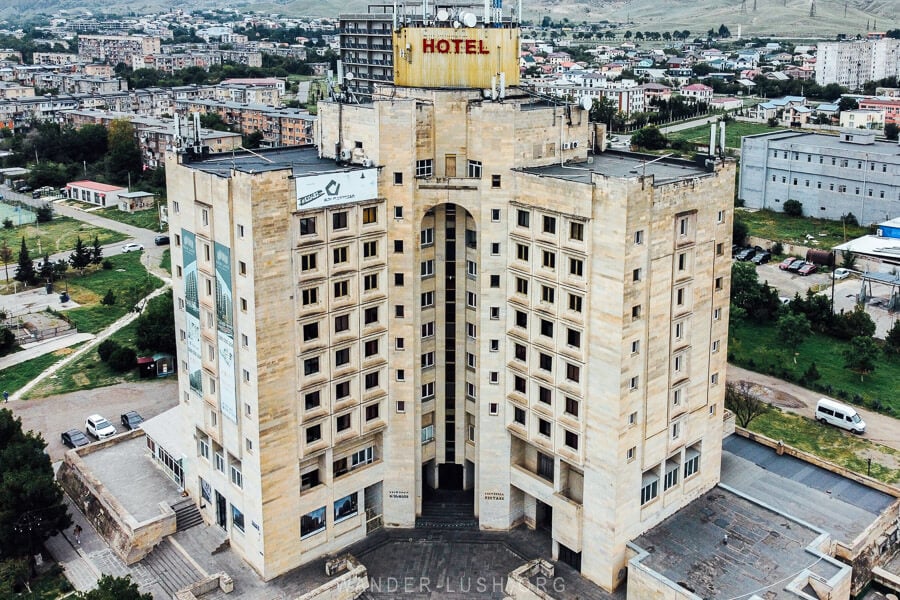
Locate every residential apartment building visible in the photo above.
<box><xmin>177</xmin><ymin>99</ymin><xmax>315</xmax><ymax>147</ymax></box>
<box><xmin>858</xmin><ymin>97</ymin><xmax>900</xmax><ymax>124</ymax></box>
<box><xmin>77</xmin><ymin>34</ymin><xmax>162</xmax><ymax>68</ymax></box>
<box><xmin>739</xmin><ymin>130</ymin><xmax>900</xmax><ymax>225</ymax></box>
<box><xmin>166</xmin><ymin>77</ymin><xmax>734</xmax><ymax>592</ymax></box>
<box><xmin>815</xmin><ymin>39</ymin><xmax>900</xmax><ymax>90</ymax></box>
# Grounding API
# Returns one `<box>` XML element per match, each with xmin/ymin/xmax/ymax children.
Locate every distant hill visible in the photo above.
<box><xmin>1</xmin><ymin>0</ymin><xmax>897</xmax><ymax>38</ymax></box>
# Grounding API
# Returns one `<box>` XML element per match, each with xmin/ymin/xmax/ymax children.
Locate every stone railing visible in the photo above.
<box><xmin>174</xmin><ymin>572</ymin><xmax>234</xmax><ymax>599</ymax></box>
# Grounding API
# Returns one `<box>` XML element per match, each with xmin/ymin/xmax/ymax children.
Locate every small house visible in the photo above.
<box><xmin>117</xmin><ymin>190</ymin><xmax>156</xmax><ymax>213</ymax></box>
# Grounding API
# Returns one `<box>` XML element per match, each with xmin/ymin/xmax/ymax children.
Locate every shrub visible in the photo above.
<box><xmin>35</xmin><ymin>204</ymin><xmax>53</xmax><ymax>223</ymax></box>
<box><xmin>841</xmin><ymin>212</ymin><xmax>859</xmax><ymax>227</ymax></box>
<box><xmin>2</xmin><ymin>218</ymin><xmax>11</xmax><ymax>229</ymax></box>
<box><xmin>101</xmin><ymin>289</ymin><xmax>116</xmax><ymax>306</ymax></box>
<box><xmin>102</xmin><ymin>259</ymin><xmax>113</xmax><ymax>270</ymax></box>
<box><xmin>770</xmin><ymin>241</ymin><xmax>784</xmax><ymax>255</ymax></box>
<box><xmin>97</xmin><ymin>339</ymin><xmax>120</xmax><ymax>362</ymax></box>
<box><xmin>107</xmin><ymin>346</ymin><xmax>137</xmax><ymax>372</ymax></box>
<box><xmin>783</xmin><ymin>199</ymin><xmax>803</xmax><ymax>217</ymax></box>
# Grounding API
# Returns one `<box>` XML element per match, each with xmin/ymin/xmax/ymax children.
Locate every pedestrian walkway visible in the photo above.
<box><xmin>0</xmin><ymin>332</ymin><xmax>94</xmax><ymax>370</ymax></box>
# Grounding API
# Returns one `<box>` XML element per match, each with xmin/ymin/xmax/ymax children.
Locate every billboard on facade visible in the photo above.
<box><xmin>295</xmin><ymin>169</ymin><xmax>378</xmax><ymax>211</ymax></box>
<box><xmin>215</xmin><ymin>242</ymin><xmax>237</xmax><ymax>423</ymax></box>
<box><xmin>393</xmin><ymin>27</ymin><xmax>520</xmax><ymax>89</ymax></box>
<box><xmin>182</xmin><ymin>229</ymin><xmax>202</xmax><ymax>395</ymax></box>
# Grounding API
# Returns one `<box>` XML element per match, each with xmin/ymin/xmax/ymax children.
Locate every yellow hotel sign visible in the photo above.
<box><xmin>393</xmin><ymin>27</ymin><xmax>520</xmax><ymax>89</ymax></box>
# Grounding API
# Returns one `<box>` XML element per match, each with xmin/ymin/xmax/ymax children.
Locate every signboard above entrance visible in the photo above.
<box><xmin>393</xmin><ymin>27</ymin><xmax>519</xmax><ymax>89</ymax></box>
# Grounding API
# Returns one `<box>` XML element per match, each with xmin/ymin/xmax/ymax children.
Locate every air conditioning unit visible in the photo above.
<box><xmin>571</xmin><ymin>141</ymin><xmax>579</xmax><ymax>148</ymax></box>
<box><xmin>362</xmin><ymin>158</ymin><xmax>374</xmax><ymax>167</ymax></box>
<box><xmin>339</xmin><ymin>148</ymin><xmax>353</xmax><ymax>161</ymax></box>
<box><xmin>876</xmin><ymin>228</ymin><xmax>884</xmax><ymax>237</ymax></box>
<box><xmin>562</xmin><ymin>142</ymin><xmax>571</xmax><ymax>150</ymax></box>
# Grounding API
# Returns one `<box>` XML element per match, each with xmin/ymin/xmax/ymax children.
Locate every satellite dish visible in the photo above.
<box><xmin>344</xmin><ymin>72</ymin><xmax>354</xmax><ymax>81</ymax></box>
<box><xmin>452</xmin><ymin>20</ymin><xmax>461</xmax><ymax>28</ymax></box>
<box><xmin>436</xmin><ymin>9</ymin><xmax>449</xmax><ymax>21</ymax></box>
<box><xmin>462</xmin><ymin>12</ymin><xmax>477</xmax><ymax>27</ymax></box>
<box><xmin>580</xmin><ymin>95</ymin><xmax>592</xmax><ymax>110</ymax></box>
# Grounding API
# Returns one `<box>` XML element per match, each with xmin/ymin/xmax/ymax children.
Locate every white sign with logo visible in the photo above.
<box><xmin>296</xmin><ymin>169</ymin><xmax>378</xmax><ymax>211</ymax></box>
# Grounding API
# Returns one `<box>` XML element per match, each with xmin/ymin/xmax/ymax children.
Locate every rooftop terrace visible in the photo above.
<box><xmin>522</xmin><ymin>151</ymin><xmax>715</xmax><ymax>185</ymax></box>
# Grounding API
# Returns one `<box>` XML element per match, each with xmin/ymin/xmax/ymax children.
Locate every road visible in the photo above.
<box><xmin>727</xmin><ymin>364</ymin><xmax>900</xmax><ymax>452</ymax></box>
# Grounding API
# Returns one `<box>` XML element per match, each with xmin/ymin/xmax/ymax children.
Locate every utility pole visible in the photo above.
<box><xmin>809</xmin><ymin>0</ymin><xmax>815</xmax><ymax>18</ymax></box>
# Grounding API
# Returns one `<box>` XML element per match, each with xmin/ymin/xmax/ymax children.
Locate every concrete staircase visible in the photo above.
<box><xmin>172</xmin><ymin>498</ymin><xmax>204</xmax><ymax>532</ymax></box>
<box><xmin>415</xmin><ymin>489</ymin><xmax>478</xmax><ymax>529</ymax></box>
<box><xmin>141</xmin><ymin>538</ymin><xmax>203</xmax><ymax>598</ymax></box>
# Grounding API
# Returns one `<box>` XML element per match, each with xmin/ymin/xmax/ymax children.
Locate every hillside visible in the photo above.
<box><xmin>1</xmin><ymin>0</ymin><xmax>897</xmax><ymax>38</ymax></box>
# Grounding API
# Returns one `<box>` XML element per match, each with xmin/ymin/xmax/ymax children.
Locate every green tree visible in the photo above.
<box><xmin>0</xmin><ymin>327</ymin><xmax>15</xmax><ymax>356</ymax></box>
<box><xmin>101</xmin><ymin>289</ymin><xmax>116</xmax><ymax>306</ymax></box>
<box><xmin>76</xmin><ymin>575</ymin><xmax>152</xmax><ymax>600</ymax></box>
<box><xmin>104</xmin><ymin>119</ymin><xmax>142</xmax><ymax>186</ymax></box>
<box><xmin>0</xmin><ymin>240</ymin><xmax>12</xmax><ymax>282</ymax></box>
<box><xmin>830</xmin><ymin>305</ymin><xmax>875</xmax><ymax>340</ymax></box>
<box><xmin>0</xmin><ymin>409</ymin><xmax>72</xmax><ymax>561</ymax></box>
<box><xmin>725</xmin><ymin>381</ymin><xmax>769</xmax><ymax>427</ymax></box>
<box><xmin>733</xmin><ymin>218</ymin><xmax>749</xmax><ymax>246</ymax></box>
<box><xmin>108</xmin><ymin>346</ymin><xmax>137</xmax><ymax>372</ymax></box>
<box><xmin>135</xmin><ymin>290</ymin><xmax>176</xmax><ymax>354</ymax></box>
<box><xmin>35</xmin><ymin>204</ymin><xmax>53</xmax><ymax>223</ymax></box>
<box><xmin>838</xmin><ymin>97</ymin><xmax>858</xmax><ymax>111</ymax></box>
<box><xmin>630</xmin><ymin>125</ymin><xmax>667</xmax><ymax>150</ymax></box>
<box><xmin>52</xmin><ymin>259</ymin><xmax>69</xmax><ymax>281</ymax></box>
<box><xmin>0</xmin><ymin>557</ymin><xmax>30</xmax><ymax>597</ymax></box>
<box><xmin>782</xmin><ymin>199</ymin><xmax>803</xmax><ymax>217</ymax></box>
<box><xmin>589</xmin><ymin>96</ymin><xmax>618</xmax><ymax>126</ymax></box>
<box><xmin>843</xmin><ymin>335</ymin><xmax>879</xmax><ymax>380</ymax></box>
<box><xmin>841</xmin><ymin>251</ymin><xmax>857</xmax><ymax>270</ymax></box>
<box><xmin>14</xmin><ymin>238</ymin><xmax>35</xmax><ymax>285</ymax></box>
<box><xmin>91</xmin><ymin>235</ymin><xmax>103</xmax><ymax>265</ymax></box>
<box><xmin>885</xmin><ymin>123</ymin><xmax>899</xmax><ymax>140</ymax></box>
<box><xmin>718</xmin><ymin>24</ymin><xmax>731</xmax><ymax>37</ymax></box>
<box><xmin>243</xmin><ymin>130</ymin><xmax>264</xmax><ymax>149</ymax></box>
<box><xmin>776</xmin><ymin>312</ymin><xmax>811</xmax><ymax>362</ymax></box>
<box><xmin>884</xmin><ymin>319</ymin><xmax>900</xmax><ymax>356</ymax></box>
<box><xmin>39</xmin><ymin>253</ymin><xmax>53</xmax><ymax>281</ymax></box>
<box><xmin>68</xmin><ymin>236</ymin><xmax>92</xmax><ymax>274</ymax></box>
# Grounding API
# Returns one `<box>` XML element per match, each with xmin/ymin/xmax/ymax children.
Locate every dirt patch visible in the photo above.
<box><xmin>738</xmin><ymin>380</ymin><xmax>807</xmax><ymax>409</ymax></box>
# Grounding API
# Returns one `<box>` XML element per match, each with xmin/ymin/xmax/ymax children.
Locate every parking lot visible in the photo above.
<box><xmin>10</xmin><ymin>378</ymin><xmax>178</xmax><ymax>462</ymax></box>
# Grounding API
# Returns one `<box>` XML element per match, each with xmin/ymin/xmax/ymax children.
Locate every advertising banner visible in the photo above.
<box><xmin>296</xmin><ymin>169</ymin><xmax>377</xmax><ymax>211</ymax></box>
<box><xmin>215</xmin><ymin>242</ymin><xmax>237</xmax><ymax>423</ymax></box>
<box><xmin>182</xmin><ymin>229</ymin><xmax>202</xmax><ymax>395</ymax></box>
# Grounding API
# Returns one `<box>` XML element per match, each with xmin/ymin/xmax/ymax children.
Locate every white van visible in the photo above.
<box><xmin>815</xmin><ymin>398</ymin><xmax>866</xmax><ymax>434</ymax></box>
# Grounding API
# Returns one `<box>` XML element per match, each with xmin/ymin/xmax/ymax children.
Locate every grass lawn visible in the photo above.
<box><xmin>668</xmin><ymin>121</ymin><xmax>786</xmax><ymax>149</ymax></box>
<box><xmin>26</xmin><ymin>321</ymin><xmax>141</xmax><ymax>399</ymax></box>
<box><xmin>0</xmin><ymin>346</ymin><xmax>80</xmax><ymax>395</ymax></box>
<box><xmin>94</xmin><ymin>206</ymin><xmax>165</xmax><ymax>232</ymax></box>
<box><xmin>13</xmin><ymin>564</ymin><xmax>74</xmax><ymax>599</ymax></box>
<box><xmin>160</xmin><ymin>248</ymin><xmax>171</xmax><ymax>274</ymax></box>
<box><xmin>0</xmin><ymin>216</ymin><xmax>126</xmax><ymax>259</ymax></box>
<box><xmin>61</xmin><ymin>252</ymin><xmax>163</xmax><ymax>334</ymax></box>
<box><xmin>747</xmin><ymin>409</ymin><xmax>900</xmax><ymax>484</ymax></box>
<box><xmin>729</xmin><ymin>320</ymin><xmax>900</xmax><ymax>415</ymax></box>
<box><xmin>736</xmin><ymin>208</ymin><xmax>870</xmax><ymax>248</ymax></box>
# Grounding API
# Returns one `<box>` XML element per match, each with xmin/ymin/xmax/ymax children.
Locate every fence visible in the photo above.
<box><xmin>1</xmin><ymin>319</ymin><xmax>76</xmax><ymax>344</ymax></box>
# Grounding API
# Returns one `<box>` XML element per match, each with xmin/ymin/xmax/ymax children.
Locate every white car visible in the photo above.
<box><xmin>85</xmin><ymin>414</ymin><xmax>117</xmax><ymax>439</ymax></box>
<box><xmin>122</xmin><ymin>243</ymin><xmax>144</xmax><ymax>253</ymax></box>
<box><xmin>832</xmin><ymin>268</ymin><xmax>851</xmax><ymax>280</ymax></box>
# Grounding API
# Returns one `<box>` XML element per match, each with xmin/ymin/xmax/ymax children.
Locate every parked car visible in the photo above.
<box><xmin>832</xmin><ymin>268</ymin><xmax>851</xmax><ymax>280</ymax></box>
<box><xmin>120</xmin><ymin>411</ymin><xmax>144</xmax><ymax>430</ymax></box>
<box><xmin>736</xmin><ymin>248</ymin><xmax>756</xmax><ymax>261</ymax></box>
<box><xmin>154</xmin><ymin>235</ymin><xmax>169</xmax><ymax>246</ymax></box>
<box><xmin>85</xmin><ymin>414</ymin><xmax>117</xmax><ymax>439</ymax></box>
<box><xmin>751</xmin><ymin>252</ymin><xmax>771</xmax><ymax>265</ymax></box>
<box><xmin>798</xmin><ymin>263</ymin><xmax>818</xmax><ymax>276</ymax></box>
<box><xmin>61</xmin><ymin>429</ymin><xmax>90</xmax><ymax>448</ymax></box>
<box><xmin>121</xmin><ymin>243</ymin><xmax>144</xmax><ymax>253</ymax></box>
<box><xmin>778</xmin><ymin>257</ymin><xmax>797</xmax><ymax>270</ymax></box>
<box><xmin>787</xmin><ymin>259</ymin><xmax>807</xmax><ymax>272</ymax></box>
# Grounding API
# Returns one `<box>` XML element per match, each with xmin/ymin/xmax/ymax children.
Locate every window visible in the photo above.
<box><xmin>671</xmin><ymin>421</ymin><xmax>681</xmax><ymax>440</ymax></box>
<box><xmin>334</xmin><ymin>314</ymin><xmax>350</xmax><ymax>333</ymax></box>
<box><xmin>490</xmin><ymin>339</ymin><xmax>500</xmax><ymax>352</ymax></box>
<box><xmin>201</xmin><ymin>208</ymin><xmax>209</xmax><ymax>226</ymax></box>
<box><xmin>565</xmin><ymin>396</ymin><xmax>579</xmax><ymax>417</ymax></box>
<box><xmin>364</xmin><ymin>273</ymin><xmax>378</xmax><ymax>291</ymax></box>
<box><xmin>569</xmin><ymin>258</ymin><xmax>583</xmax><ymax>276</ymax></box>
<box><xmin>515</xmin><ymin>310</ymin><xmax>528</xmax><ymax>328</ymax></box>
<box><xmin>541</xmin><ymin>286</ymin><xmax>555</xmax><ymax>304</ymax></box>
<box><xmin>335</xmin><ymin>380</ymin><xmax>351</xmax><ymax>399</ymax></box>
<box><xmin>539</xmin><ymin>353</ymin><xmax>553</xmax><ymax>372</ymax></box>
<box><xmin>420</xmin><ymin>259</ymin><xmax>434</xmax><ymax>277</ymax></box>
<box><xmin>421</xmin><ymin>424</ymin><xmax>435</xmax><ymax>443</ymax></box>
<box><xmin>300</xmin><ymin>217</ymin><xmax>316</xmax><ymax>235</ymax></box>
<box><xmin>395</xmin><ymin>305</ymin><xmax>405</xmax><ymax>318</ymax></box>
<box><xmin>716</xmin><ymin>242</ymin><xmax>724</xmax><ymax>256</ymax></box>
<box><xmin>301</xmin><ymin>253</ymin><xmax>317</xmax><ymax>271</ymax></box>
<box><xmin>301</xmin><ymin>469</ymin><xmax>320</xmax><ymax>491</ymax></box>
<box><xmin>684</xmin><ymin>448</ymin><xmax>700</xmax><ymax>478</ymax></box>
<box><xmin>364</xmin><ymin>339</ymin><xmax>379</xmax><ymax>357</ymax></box>
<box><xmin>332</xmin><ymin>211</ymin><xmax>348</xmax><ymax>230</ymax></box>
<box><xmin>570</xmin><ymin>221</ymin><xmax>584</xmax><ymax>241</ymax></box>
<box><xmin>421</xmin><ymin>227</ymin><xmax>434</xmax><ymax>246</ymax></box>
<box><xmin>466</xmin><ymin>260</ymin><xmax>477</xmax><ymax>277</ymax></box>
<box><xmin>516</xmin><ymin>277</ymin><xmax>528</xmax><ymax>295</ymax></box>
<box><xmin>627</xmin><ymin>447</ymin><xmax>636</xmax><ymax>461</ymax></box>
<box><xmin>238</xmin><ymin>261</ymin><xmax>247</xmax><ymax>276</ymax></box>
<box><xmin>302</xmin><ymin>287</ymin><xmax>318</xmax><ymax>306</ymax></box>
<box><xmin>674</xmin><ymin>354</ymin><xmax>684</xmax><ymax>373</ymax></box>
<box><xmin>421</xmin><ymin>321</ymin><xmax>435</xmax><ymax>338</ymax></box>
<box><xmin>335</xmin><ymin>348</ymin><xmax>350</xmax><ymax>367</ymax></box>
<box><xmin>542</xmin><ymin>250</ymin><xmax>556</xmax><ymax>269</ymax></box>
<box><xmin>631</xmin><ymin>339</ymin><xmax>640</xmax><ymax>354</ymax></box>
<box><xmin>517</xmin><ymin>209</ymin><xmax>530</xmax><ymax>228</ymax></box>
<box><xmin>304</xmin><ymin>357</ymin><xmax>320</xmax><ymax>376</ymax></box>
<box><xmin>336</xmin><ymin>414</ymin><xmax>351</xmax><ymax>431</ymax></box>
<box><xmin>540</xmin><ymin>319</ymin><xmax>553</xmax><ymax>338</ymax></box>
<box><xmin>306</xmin><ymin>424</ymin><xmax>322</xmax><ymax>444</ymax></box>
<box><xmin>632</xmin><ymin>305</ymin><xmax>642</xmax><ymax>320</ymax></box>
<box><xmin>537</xmin><ymin>452</ymin><xmax>554</xmax><ymax>482</ymax></box>
<box><xmin>302</xmin><ymin>322</ymin><xmax>319</xmax><ymax>342</ymax></box>
<box><xmin>394</xmin><ymin>172</ymin><xmax>403</xmax><ymax>185</ymax></box>
<box><xmin>333</xmin><ymin>246</ymin><xmax>348</xmax><ymax>264</ymax></box>
<box><xmin>467</xmin><ymin>160</ymin><xmax>482</xmax><ymax>178</ymax></box>
<box><xmin>466</xmin><ymin>382</ymin><xmax>476</xmax><ymax>398</ymax></box>
<box><xmin>711</xmin><ymin>372</ymin><xmax>719</xmax><ymax>385</ymax></box>
<box><xmin>490</xmin><ymin>306</ymin><xmax>500</xmax><ymax>319</ymax></box>
<box><xmin>365</xmin><ymin>404</ymin><xmax>380</xmax><ymax>421</ymax></box>
<box><xmin>514</xmin><ymin>407</ymin><xmax>526</xmax><ymax>424</ymax></box>
<box><xmin>516</xmin><ymin>244</ymin><xmax>529</xmax><ymax>262</ymax></box>
<box><xmin>199</xmin><ymin>438</ymin><xmax>210</xmax><ymax>460</ymax></box>
<box><xmin>364</xmin><ymin>371</ymin><xmax>379</xmax><ymax>389</ymax></box>
<box><xmin>491</xmin><ymin>208</ymin><xmax>501</xmax><ymax>222</ymax></box>
<box><xmin>514</xmin><ymin>343</ymin><xmax>527</xmax><ymax>361</ymax></box>
<box><xmin>422</xmin><ymin>352</ymin><xmax>435</xmax><ymax>368</ymax></box>
<box><xmin>421</xmin><ymin>291</ymin><xmax>434</xmax><ymax>308</ymax></box>
<box><xmin>231</xmin><ymin>505</ymin><xmax>244</xmax><ymax>532</ymax></box>
<box><xmin>677</xmin><ymin>252</ymin><xmax>687</xmax><ymax>271</ymax></box>
<box><xmin>712</xmin><ymin>339</ymin><xmax>720</xmax><ymax>353</ymax></box>
<box><xmin>568</xmin><ymin>293</ymin><xmax>582</xmax><ymax>313</ymax></box>
<box><xmin>564</xmin><ymin>430</ymin><xmax>579</xmax><ymax>450</ymax></box>
<box><xmin>230</xmin><ymin>464</ymin><xmax>243</xmax><ymax>489</ymax></box>
<box><xmin>634</xmin><ymin>230</ymin><xmax>644</xmax><ymax>245</ymax></box>
<box><xmin>415</xmin><ymin>159</ymin><xmax>433</xmax><ymax>177</ymax></box>
<box><xmin>363</xmin><ymin>241</ymin><xmax>377</xmax><ymax>258</ymax></box>
<box><xmin>397</xmin><ymin>401</ymin><xmax>406</xmax><ymax>413</ymax></box>
<box><xmin>490</xmin><ymin>275</ymin><xmax>500</xmax><ymax>288</ymax></box>
<box><xmin>514</xmin><ymin>376</ymin><xmax>527</xmax><ymax>394</ymax></box>
<box><xmin>421</xmin><ymin>382</ymin><xmax>435</xmax><ymax>399</ymax></box>
<box><xmin>717</xmin><ymin>210</ymin><xmax>724</xmax><ymax>223</ymax></box>
<box><xmin>333</xmin><ymin>280</ymin><xmax>348</xmax><ymax>298</ymax></box>
<box><xmin>304</xmin><ymin>391</ymin><xmax>321</xmax><ymax>411</ymax></box>
<box><xmin>674</xmin><ymin>321</ymin><xmax>684</xmax><ymax>340</ymax></box>
<box><xmin>567</xmin><ymin>328</ymin><xmax>581</xmax><ymax>348</ymax></box>
<box><xmin>664</xmin><ymin>461</ymin><xmax>679</xmax><ymax>490</ymax></box>
<box><xmin>394</xmin><ymin>273</ymin><xmax>404</xmax><ymax>286</ymax></box>
<box><xmin>491</xmin><ymin>242</ymin><xmax>500</xmax><ymax>255</ymax></box>
<box><xmin>641</xmin><ymin>472</ymin><xmax>659</xmax><ymax>505</ymax></box>
<box><xmin>491</xmin><ymin>174</ymin><xmax>501</xmax><ymax>188</ymax></box>
<box><xmin>566</xmin><ymin>363</ymin><xmax>580</xmax><ymax>383</ymax></box>
<box><xmin>466</xmin><ymin>322</ymin><xmax>476</xmax><ymax>339</ymax></box>
<box><xmin>542</xmin><ymin>215</ymin><xmax>556</xmax><ymax>234</ymax></box>
<box><xmin>362</xmin><ymin>206</ymin><xmax>377</xmax><ymax>224</ymax></box>
<box><xmin>630</xmin><ymin>376</ymin><xmax>639</xmax><ymax>390</ymax></box>
<box><xmin>538</xmin><ymin>418</ymin><xmax>551</xmax><ymax>437</ymax></box>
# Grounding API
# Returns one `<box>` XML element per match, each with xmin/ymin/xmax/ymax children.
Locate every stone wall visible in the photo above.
<box><xmin>56</xmin><ymin>430</ymin><xmax>176</xmax><ymax>565</ymax></box>
<box><xmin>294</xmin><ymin>556</ymin><xmax>368</xmax><ymax>600</ymax></box>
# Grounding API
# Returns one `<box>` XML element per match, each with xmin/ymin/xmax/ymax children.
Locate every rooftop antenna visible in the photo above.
<box><xmin>392</xmin><ymin>0</ymin><xmax>398</xmax><ymax>30</ymax></box>
<box><xmin>517</xmin><ymin>0</ymin><xmax>522</xmax><ymax>22</ymax></box>
<box><xmin>741</xmin><ymin>0</ymin><xmax>746</xmax><ymax>13</ymax></box>
<box><xmin>484</xmin><ymin>0</ymin><xmax>490</xmax><ymax>24</ymax></box>
<box><xmin>809</xmin><ymin>0</ymin><xmax>815</xmax><ymax>18</ymax></box>
<box><xmin>499</xmin><ymin>71</ymin><xmax>506</xmax><ymax>99</ymax></box>
<box><xmin>192</xmin><ymin>111</ymin><xmax>201</xmax><ymax>146</ymax></box>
